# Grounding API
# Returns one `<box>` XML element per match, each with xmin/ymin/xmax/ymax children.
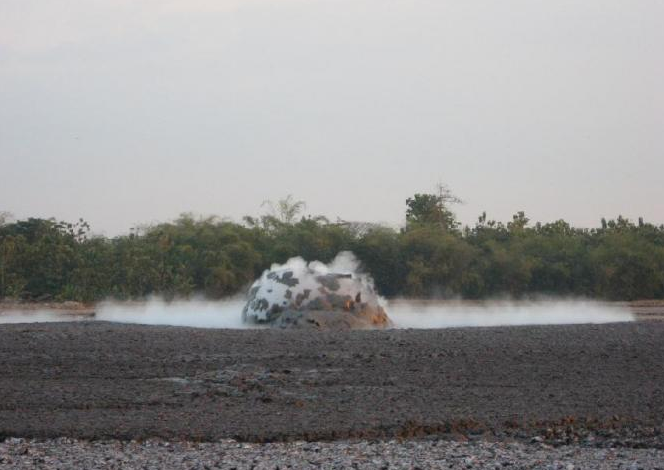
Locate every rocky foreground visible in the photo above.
<box><xmin>2</xmin><ymin>437</ymin><xmax>664</xmax><ymax>469</ymax></box>
<box><xmin>1</xmin><ymin>320</ymin><xmax>663</xmax><ymax>468</ymax></box>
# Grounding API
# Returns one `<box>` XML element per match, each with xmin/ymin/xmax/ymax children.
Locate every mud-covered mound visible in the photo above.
<box><xmin>266</xmin><ymin>295</ymin><xmax>390</xmax><ymax>330</ymax></box>
<box><xmin>242</xmin><ymin>252</ymin><xmax>391</xmax><ymax>329</ymax></box>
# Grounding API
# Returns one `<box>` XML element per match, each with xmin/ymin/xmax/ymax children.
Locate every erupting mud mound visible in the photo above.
<box><xmin>242</xmin><ymin>252</ymin><xmax>391</xmax><ymax>329</ymax></box>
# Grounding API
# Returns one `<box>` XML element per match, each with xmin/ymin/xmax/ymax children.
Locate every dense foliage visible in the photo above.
<box><xmin>1</xmin><ymin>196</ymin><xmax>663</xmax><ymax>302</ymax></box>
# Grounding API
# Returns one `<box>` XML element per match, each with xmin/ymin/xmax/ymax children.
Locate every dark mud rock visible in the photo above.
<box><xmin>266</xmin><ymin>270</ymin><xmax>299</xmax><ymax>287</ymax></box>
<box><xmin>315</xmin><ymin>274</ymin><xmax>351</xmax><ymax>292</ymax></box>
<box><xmin>270</xmin><ymin>304</ymin><xmax>391</xmax><ymax>330</ymax></box>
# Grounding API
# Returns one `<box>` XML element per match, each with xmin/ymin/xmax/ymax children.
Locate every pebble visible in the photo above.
<box><xmin>1</xmin><ymin>438</ymin><xmax>662</xmax><ymax>469</ymax></box>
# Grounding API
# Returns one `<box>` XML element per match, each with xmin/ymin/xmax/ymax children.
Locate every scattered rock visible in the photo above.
<box><xmin>1</xmin><ymin>438</ymin><xmax>662</xmax><ymax>470</ymax></box>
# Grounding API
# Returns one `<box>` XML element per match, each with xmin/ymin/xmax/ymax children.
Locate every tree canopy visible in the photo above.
<box><xmin>1</xmin><ymin>195</ymin><xmax>663</xmax><ymax>302</ymax></box>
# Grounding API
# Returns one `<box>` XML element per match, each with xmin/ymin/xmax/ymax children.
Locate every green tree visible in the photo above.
<box><xmin>405</xmin><ymin>185</ymin><xmax>461</xmax><ymax>232</ymax></box>
<box><xmin>1</xmin><ymin>207</ymin><xmax>664</xmax><ymax>302</ymax></box>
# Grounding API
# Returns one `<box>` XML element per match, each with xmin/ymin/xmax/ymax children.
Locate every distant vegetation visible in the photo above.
<box><xmin>1</xmin><ymin>193</ymin><xmax>663</xmax><ymax>302</ymax></box>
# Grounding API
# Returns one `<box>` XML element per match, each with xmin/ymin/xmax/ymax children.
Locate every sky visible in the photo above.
<box><xmin>1</xmin><ymin>0</ymin><xmax>662</xmax><ymax>236</ymax></box>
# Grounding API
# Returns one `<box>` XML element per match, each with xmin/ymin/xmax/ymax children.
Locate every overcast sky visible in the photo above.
<box><xmin>1</xmin><ymin>0</ymin><xmax>662</xmax><ymax>235</ymax></box>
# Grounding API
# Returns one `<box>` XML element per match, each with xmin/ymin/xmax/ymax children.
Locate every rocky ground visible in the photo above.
<box><xmin>1</xmin><ymin>319</ymin><xmax>663</xmax><ymax>468</ymax></box>
<box><xmin>2</xmin><ymin>437</ymin><xmax>664</xmax><ymax>469</ymax></box>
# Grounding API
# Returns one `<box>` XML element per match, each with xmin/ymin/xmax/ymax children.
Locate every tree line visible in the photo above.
<box><xmin>1</xmin><ymin>194</ymin><xmax>663</xmax><ymax>302</ymax></box>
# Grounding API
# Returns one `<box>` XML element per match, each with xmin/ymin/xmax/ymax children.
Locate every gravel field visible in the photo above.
<box><xmin>2</xmin><ymin>437</ymin><xmax>664</xmax><ymax>469</ymax></box>
<box><xmin>1</xmin><ymin>320</ymin><xmax>664</xmax><ymax>468</ymax></box>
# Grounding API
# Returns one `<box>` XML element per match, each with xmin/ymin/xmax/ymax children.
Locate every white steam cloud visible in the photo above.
<box><xmin>0</xmin><ymin>298</ymin><xmax>249</xmax><ymax>329</ymax></box>
<box><xmin>96</xmin><ymin>298</ymin><xmax>249</xmax><ymax>329</ymax></box>
<box><xmin>387</xmin><ymin>299</ymin><xmax>634</xmax><ymax>328</ymax></box>
<box><xmin>0</xmin><ymin>298</ymin><xmax>634</xmax><ymax>329</ymax></box>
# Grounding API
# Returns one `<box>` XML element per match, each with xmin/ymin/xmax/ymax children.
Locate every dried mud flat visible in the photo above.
<box><xmin>1</xmin><ymin>320</ymin><xmax>664</xmax><ymax>468</ymax></box>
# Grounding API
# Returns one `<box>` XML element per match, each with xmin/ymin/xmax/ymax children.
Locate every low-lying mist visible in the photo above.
<box><xmin>0</xmin><ymin>299</ymin><xmax>248</xmax><ymax>328</ymax></box>
<box><xmin>387</xmin><ymin>299</ymin><xmax>634</xmax><ymax>328</ymax></box>
<box><xmin>0</xmin><ymin>298</ymin><xmax>634</xmax><ymax>328</ymax></box>
<box><xmin>96</xmin><ymin>298</ymin><xmax>249</xmax><ymax>329</ymax></box>
<box><xmin>0</xmin><ymin>311</ymin><xmax>92</xmax><ymax>325</ymax></box>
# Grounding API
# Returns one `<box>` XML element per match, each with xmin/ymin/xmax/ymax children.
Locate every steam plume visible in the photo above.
<box><xmin>387</xmin><ymin>299</ymin><xmax>634</xmax><ymax>328</ymax></box>
<box><xmin>0</xmin><ymin>298</ymin><xmax>634</xmax><ymax>329</ymax></box>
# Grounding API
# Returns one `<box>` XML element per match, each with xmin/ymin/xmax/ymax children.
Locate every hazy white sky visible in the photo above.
<box><xmin>1</xmin><ymin>0</ymin><xmax>662</xmax><ymax>235</ymax></box>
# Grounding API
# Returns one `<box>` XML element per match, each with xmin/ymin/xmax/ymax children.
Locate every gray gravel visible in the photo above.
<box><xmin>2</xmin><ymin>437</ymin><xmax>664</xmax><ymax>469</ymax></box>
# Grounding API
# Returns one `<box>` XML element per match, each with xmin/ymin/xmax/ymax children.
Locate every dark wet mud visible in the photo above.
<box><xmin>1</xmin><ymin>322</ymin><xmax>663</xmax><ymax>447</ymax></box>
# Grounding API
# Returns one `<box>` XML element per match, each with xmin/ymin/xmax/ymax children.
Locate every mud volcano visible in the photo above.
<box><xmin>242</xmin><ymin>252</ymin><xmax>391</xmax><ymax>330</ymax></box>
